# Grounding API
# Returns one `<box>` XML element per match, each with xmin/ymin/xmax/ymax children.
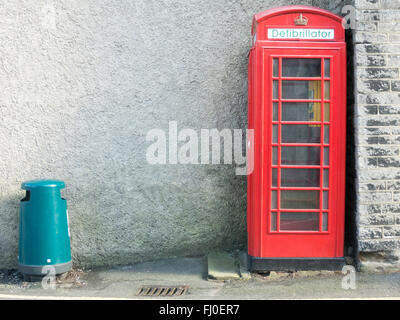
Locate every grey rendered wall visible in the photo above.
<box><xmin>353</xmin><ymin>0</ymin><xmax>400</xmax><ymax>267</ymax></box>
<box><xmin>0</xmin><ymin>0</ymin><xmax>346</xmax><ymax>269</ymax></box>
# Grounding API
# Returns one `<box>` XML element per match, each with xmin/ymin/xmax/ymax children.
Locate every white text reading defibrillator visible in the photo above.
<box><xmin>268</xmin><ymin>28</ymin><xmax>335</xmax><ymax>40</ymax></box>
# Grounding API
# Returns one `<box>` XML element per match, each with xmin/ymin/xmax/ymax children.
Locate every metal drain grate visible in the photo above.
<box><xmin>136</xmin><ymin>285</ymin><xmax>189</xmax><ymax>297</ymax></box>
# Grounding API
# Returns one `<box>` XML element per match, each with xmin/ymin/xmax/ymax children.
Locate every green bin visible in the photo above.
<box><xmin>18</xmin><ymin>180</ymin><xmax>72</xmax><ymax>276</ymax></box>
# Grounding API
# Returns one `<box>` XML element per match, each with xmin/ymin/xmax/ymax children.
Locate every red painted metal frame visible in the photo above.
<box><xmin>247</xmin><ymin>6</ymin><xmax>346</xmax><ymax>259</ymax></box>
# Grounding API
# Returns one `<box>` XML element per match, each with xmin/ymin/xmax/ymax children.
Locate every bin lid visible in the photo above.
<box><xmin>21</xmin><ymin>179</ymin><xmax>65</xmax><ymax>190</ymax></box>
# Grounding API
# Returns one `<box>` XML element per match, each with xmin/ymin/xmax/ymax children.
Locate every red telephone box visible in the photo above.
<box><xmin>247</xmin><ymin>5</ymin><xmax>346</xmax><ymax>271</ymax></box>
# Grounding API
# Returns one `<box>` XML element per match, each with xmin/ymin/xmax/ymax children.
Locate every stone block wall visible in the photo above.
<box><xmin>354</xmin><ymin>0</ymin><xmax>400</xmax><ymax>266</ymax></box>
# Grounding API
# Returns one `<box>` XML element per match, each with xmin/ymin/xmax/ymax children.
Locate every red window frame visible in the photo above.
<box><xmin>269</xmin><ymin>55</ymin><xmax>332</xmax><ymax>235</ymax></box>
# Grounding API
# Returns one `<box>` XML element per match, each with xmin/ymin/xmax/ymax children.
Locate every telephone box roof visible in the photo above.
<box><xmin>252</xmin><ymin>5</ymin><xmax>344</xmax><ymax>35</ymax></box>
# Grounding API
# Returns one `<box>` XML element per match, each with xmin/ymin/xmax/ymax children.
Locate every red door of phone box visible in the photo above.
<box><xmin>247</xmin><ymin>5</ymin><xmax>346</xmax><ymax>271</ymax></box>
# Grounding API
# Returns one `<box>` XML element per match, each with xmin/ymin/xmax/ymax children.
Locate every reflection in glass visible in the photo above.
<box><xmin>323</xmin><ymin>191</ymin><xmax>329</xmax><ymax>209</ymax></box>
<box><xmin>271</xmin><ymin>212</ymin><xmax>277</xmax><ymax>231</ymax></box>
<box><xmin>272</xmin><ymin>168</ymin><xmax>277</xmax><ymax>187</ymax></box>
<box><xmin>282</xmin><ymin>80</ymin><xmax>321</xmax><ymax>100</ymax></box>
<box><xmin>282</xmin><ymin>125</ymin><xmax>320</xmax><ymax>143</ymax></box>
<box><xmin>324</xmin><ymin>81</ymin><xmax>330</xmax><ymax>99</ymax></box>
<box><xmin>273</xmin><ymin>102</ymin><xmax>278</xmax><ymax>121</ymax></box>
<box><xmin>271</xmin><ymin>191</ymin><xmax>277</xmax><ymax>209</ymax></box>
<box><xmin>281</xmin><ymin>190</ymin><xmax>320</xmax><ymax>209</ymax></box>
<box><xmin>281</xmin><ymin>147</ymin><xmax>320</xmax><ymax>165</ymax></box>
<box><xmin>322</xmin><ymin>212</ymin><xmax>328</xmax><ymax>231</ymax></box>
<box><xmin>324</xmin><ymin>147</ymin><xmax>329</xmax><ymax>166</ymax></box>
<box><xmin>324</xmin><ymin>103</ymin><xmax>330</xmax><ymax>121</ymax></box>
<box><xmin>281</xmin><ymin>169</ymin><xmax>320</xmax><ymax>187</ymax></box>
<box><xmin>272</xmin><ymin>147</ymin><xmax>278</xmax><ymax>165</ymax></box>
<box><xmin>273</xmin><ymin>80</ymin><xmax>279</xmax><ymax>99</ymax></box>
<box><xmin>282</xmin><ymin>58</ymin><xmax>321</xmax><ymax>77</ymax></box>
<box><xmin>281</xmin><ymin>102</ymin><xmax>321</xmax><ymax>122</ymax></box>
<box><xmin>280</xmin><ymin>212</ymin><xmax>319</xmax><ymax>231</ymax></box>
<box><xmin>323</xmin><ymin>169</ymin><xmax>329</xmax><ymax>188</ymax></box>
<box><xmin>272</xmin><ymin>125</ymin><xmax>278</xmax><ymax>143</ymax></box>
<box><xmin>324</xmin><ymin>126</ymin><xmax>330</xmax><ymax>144</ymax></box>
<box><xmin>273</xmin><ymin>58</ymin><xmax>279</xmax><ymax>77</ymax></box>
<box><xmin>324</xmin><ymin>59</ymin><xmax>330</xmax><ymax>78</ymax></box>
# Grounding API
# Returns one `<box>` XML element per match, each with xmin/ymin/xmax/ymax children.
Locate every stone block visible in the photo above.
<box><xmin>381</xmin><ymin>0</ymin><xmax>400</xmax><ymax>9</ymax></box>
<box><xmin>356</xmin><ymin>55</ymin><xmax>386</xmax><ymax>67</ymax></box>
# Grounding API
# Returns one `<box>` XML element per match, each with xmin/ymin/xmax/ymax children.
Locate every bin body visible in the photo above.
<box><xmin>18</xmin><ymin>180</ymin><xmax>72</xmax><ymax>275</ymax></box>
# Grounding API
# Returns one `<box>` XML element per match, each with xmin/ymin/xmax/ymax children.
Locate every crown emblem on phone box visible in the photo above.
<box><xmin>294</xmin><ymin>14</ymin><xmax>308</xmax><ymax>26</ymax></box>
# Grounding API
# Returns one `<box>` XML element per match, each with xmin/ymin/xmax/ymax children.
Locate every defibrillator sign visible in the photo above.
<box><xmin>268</xmin><ymin>28</ymin><xmax>335</xmax><ymax>40</ymax></box>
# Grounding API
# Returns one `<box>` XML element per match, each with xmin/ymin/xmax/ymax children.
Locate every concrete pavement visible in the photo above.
<box><xmin>0</xmin><ymin>256</ymin><xmax>399</xmax><ymax>300</ymax></box>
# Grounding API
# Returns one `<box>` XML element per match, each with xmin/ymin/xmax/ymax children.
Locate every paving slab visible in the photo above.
<box><xmin>207</xmin><ymin>252</ymin><xmax>241</xmax><ymax>280</ymax></box>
